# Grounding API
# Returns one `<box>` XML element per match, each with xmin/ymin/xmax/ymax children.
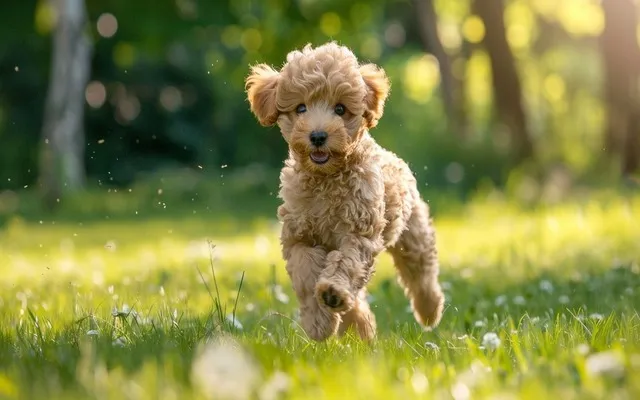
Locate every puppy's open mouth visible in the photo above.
<box><xmin>310</xmin><ymin>151</ymin><xmax>330</xmax><ymax>165</ymax></box>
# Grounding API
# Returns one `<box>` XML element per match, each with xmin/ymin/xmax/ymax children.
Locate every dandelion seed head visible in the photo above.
<box><xmin>539</xmin><ymin>280</ymin><xmax>554</xmax><ymax>293</ymax></box>
<box><xmin>481</xmin><ymin>332</ymin><xmax>501</xmax><ymax>350</ymax></box>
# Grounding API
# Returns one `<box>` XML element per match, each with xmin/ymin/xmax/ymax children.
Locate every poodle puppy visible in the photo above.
<box><xmin>245</xmin><ymin>42</ymin><xmax>445</xmax><ymax>341</ymax></box>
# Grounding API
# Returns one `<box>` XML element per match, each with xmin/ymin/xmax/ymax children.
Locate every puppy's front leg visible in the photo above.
<box><xmin>284</xmin><ymin>243</ymin><xmax>340</xmax><ymax>341</ymax></box>
<box><xmin>315</xmin><ymin>236</ymin><xmax>379</xmax><ymax>313</ymax></box>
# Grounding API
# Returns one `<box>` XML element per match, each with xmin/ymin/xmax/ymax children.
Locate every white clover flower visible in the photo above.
<box><xmin>259</xmin><ymin>371</ymin><xmax>290</xmax><ymax>400</ymax></box>
<box><xmin>513</xmin><ymin>296</ymin><xmax>526</xmax><ymax>305</ymax></box>
<box><xmin>558</xmin><ymin>295</ymin><xmax>570</xmax><ymax>304</ymax></box>
<box><xmin>451</xmin><ymin>382</ymin><xmax>470</xmax><ymax>400</ymax></box>
<box><xmin>272</xmin><ymin>285</ymin><xmax>289</xmax><ymax>304</ymax></box>
<box><xmin>226</xmin><ymin>314</ymin><xmax>243</xmax><ymax>330</ymax></box>
<box><xmin>539</xmin><ymin>280</ymin><xmax>554</xmax><ymax>293</ymax></box>
<box><xmin>585</xmin><ymin>351</ymin><xmax>625</xmax><ymax>377</ymax></box>
<box><xmin>474</xmin><ymin>320</ymin><xmax>486</xmax><ymax>328</ymax></box>
<box><xmin>481</xmin><ymin>332</ymin><xmax>501</xmax><ymax>350</ymax></box>
<box><xmin>410</xmin><ymin>371</ymin><xmax>429</xmax><ymax>394</ymax></box>
<box><xmin>495</xmin><ymin>295</ymin><xmax>508</xmax><ymax>307</ymax></box>
<box><xmin>576</xmin><ymin>343</ymin><xmax>590</xmax><ymax>356</ymax></box>
<box><xmin>191</xmin><ymin>336</ymin><xmax>261</xmax><ymax>400</ymax></box>
<box><xmin>424</xmin><ymin>341</ymin><xmax>440</xmax><ymax>351</ymax></box>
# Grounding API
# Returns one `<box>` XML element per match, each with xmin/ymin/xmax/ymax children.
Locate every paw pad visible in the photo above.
<box><xmin>321</xmin><ymin>288</ymin><xmax>344</xmax><ymax>309</ymax></box>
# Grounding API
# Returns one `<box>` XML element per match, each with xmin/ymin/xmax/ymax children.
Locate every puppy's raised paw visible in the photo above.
<box><xmin>315</xmin><ymin>278</ymin><xmax>355</xmax><ymax>313</ymax></box>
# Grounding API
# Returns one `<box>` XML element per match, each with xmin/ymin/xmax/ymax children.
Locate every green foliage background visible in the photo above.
<box><xmin>0</xmin><ymin>0</ymin><xmax>619</xmax><ymax>198</ymax></box>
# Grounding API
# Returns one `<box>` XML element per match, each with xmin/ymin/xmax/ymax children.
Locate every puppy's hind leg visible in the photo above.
<box><xmin>388</xmin><ymin>201</ymin><xmax>445</xmax><ymax>329</ymax></box>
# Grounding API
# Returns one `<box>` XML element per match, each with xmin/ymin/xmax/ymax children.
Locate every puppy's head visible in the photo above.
<box><xmin>245</xmin><ymin>42</ymin><xmax>390</xmax><ymax>173</ymax></box>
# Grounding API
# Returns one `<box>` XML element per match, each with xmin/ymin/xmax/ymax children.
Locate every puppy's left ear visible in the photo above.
<box><xmin>245</xmin><ymin>64</ymin><xmax>280</xmax><ymax>126</ymax></box>
<box><xmin>360</xmin><ymin>63</ymin><xmax>390</xmax><ymax>129</ymax></box>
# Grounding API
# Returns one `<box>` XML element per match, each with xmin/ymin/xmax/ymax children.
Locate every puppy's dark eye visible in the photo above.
<box><xmin>334</xmin><ymin>104</ymin><xmax>346</xmax><ymax>116</ymax></box>
<box><xmin>296</xmin><ymin>104</ymin><xmax>307</xmax><ymax>114</ymax></box>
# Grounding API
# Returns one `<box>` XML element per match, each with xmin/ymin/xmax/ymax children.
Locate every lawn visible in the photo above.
<box><xmin>0</xmin><ymin>189</ymin><xmax>639</xmax><ymax>399</ymax></box>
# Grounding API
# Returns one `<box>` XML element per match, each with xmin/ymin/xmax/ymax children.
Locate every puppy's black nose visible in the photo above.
<box><xmin>309</xmin><ymin>131</ymin><xmax>327</xmax><ymax>147</ymax></box>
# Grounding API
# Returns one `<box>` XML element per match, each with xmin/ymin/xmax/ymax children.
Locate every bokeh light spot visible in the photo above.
<box><xmin>462</xmin><ymin>16</ymin><xmax>485</xmax><ymax>44</ymax></box>
<box><xmin>85</xmin><ymin>81</ymin><xmax>107</xmax><ymax>108</ymax></box>
<box><xmin>384</xmin><ymin>22</ymin><xmax>406</xmax><ymax>48</ymax></box>
<box><xmin>558</xmin><ymin>1</ymin><xmax>604</xmax><ymax>37</ymax></box>
<box><xmin>222</xmin><ymin>25</ymin><xmax>242</xmax><ymax>49</ymax></box>
<box><xmin>543</xmin><ymin>74</ymin><xmax>566</xmax><ymax>103</ymax></box>
<box><xmin>360</xmin><ymin>37</ymin><xmax>381</xmax><ymax>60</ymax></box>
<box><xmin>445</xmin><ymin>162</ymin><xmax>465</xmax><ymax>184</ymax></box>
<box><xmin>97</xmin><ymin>13</ymin><xmax>118</xmax><ymax>38</ymax></box>
<box><xmin>113</xmin><ymin>42</ymin><xmax>136</xmax><ymax>68</ymax></box>
<box><xmin>320</xmin><ymin>12</ymin><xmax>341</xmax><ymax>37</ymax></box>
<box><xmin>403</xmin><ymin>54</ymin><xmax>440</xmax><ymax>104</ymax></box>
<box><xmin>240</xmin><ymin>29</ymin><xmax>262</xmax><ymax>52</ymax></box>
<box><xmin>160</xmin><ymin>86</ymin><xmax>183</xmax><ymax>112</ymax></box>
<box><xmin>35</xmin><ymin>1</ymin><xmax>57</xmax><ymax>35</ymax></box>
<box><xmin>439</xmin><ymin>22</ymin><xmax>462</xmax><ymax>51</ymax></box>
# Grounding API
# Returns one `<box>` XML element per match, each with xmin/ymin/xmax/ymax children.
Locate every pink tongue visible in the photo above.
<box><xmin>311</xmin><ymin>151</ymin><xmax>328</xmax><ymax>162</ymax></box>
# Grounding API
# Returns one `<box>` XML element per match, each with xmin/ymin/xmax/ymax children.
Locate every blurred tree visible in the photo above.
<box><xmin>39</xmin><ymin>0</ymin><xmax>92</xmax><ymax>208</ymax></box>
<box><xmin>473</xmin><ymin>0</ymin><xmax>533</xmax><ymax>162</ymax></box>
<box><xmin>600</xmin><ymin>0</ymin><xmax>640</xmax><ymax>176</ymax></box>
<box><xmin>413</xmin><ymin>0</ymin><xmax>467</xmax><ymax>137</ymax></box>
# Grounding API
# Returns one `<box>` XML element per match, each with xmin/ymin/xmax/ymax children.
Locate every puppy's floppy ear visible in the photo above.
<box><xmin>360</xmin><ymin>63</ymin><xmax>390</xmax><ymax>129</ymax></box>
<box><xmin>245</xmin><ymin>64</ymin><xmax>280</xmax><ymax>126</ymax></box>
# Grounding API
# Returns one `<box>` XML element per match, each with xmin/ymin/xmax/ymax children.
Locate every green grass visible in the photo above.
<box><xmin>0</xmin><ymin>190</ymin><xmax>639</xmax><ymax>399</ymax></box>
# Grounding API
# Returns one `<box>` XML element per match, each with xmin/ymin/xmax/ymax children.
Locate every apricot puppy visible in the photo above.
<box><xmin>245</xmin><ymin>42</ymin><xmax>445</xmax><ymax>341</ymax></box>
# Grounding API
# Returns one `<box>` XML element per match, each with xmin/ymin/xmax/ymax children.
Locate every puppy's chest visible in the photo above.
<box><xmin>281</xmin><ymin>175</ymin><xmax>385</xmax><ymax>245</ymax></box>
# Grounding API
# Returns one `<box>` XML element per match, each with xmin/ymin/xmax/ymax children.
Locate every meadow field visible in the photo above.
<box><xmin>0</xmin><ymin>189</ymin><xmax>639</xmax><ymax>399</ymax></box>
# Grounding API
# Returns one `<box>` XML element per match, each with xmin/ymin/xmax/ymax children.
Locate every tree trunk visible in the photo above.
<box><xmin>600</xmin><ymin>0</ymin><xmax>640</xmax><ymax>176</ymax></box>
<box><xmin>39</xmin><ymin>0</ymin><xmax>92</xmax><ymax>209</ymax></box>
<box><xmin>473</xmin><ymin>0</ymin><xmax>533</xmax><ymax>162</ymax></box>
<box><xmin>413</xmin><ymin>0</ymin><xmax>467</xmax><ymax>136</ymax></box>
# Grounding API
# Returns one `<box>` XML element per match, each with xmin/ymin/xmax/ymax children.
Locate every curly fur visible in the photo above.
<box><xmin>246</xmin><ymin>42</ymin><xmax>445</xmax><ymax>341</ymax></box>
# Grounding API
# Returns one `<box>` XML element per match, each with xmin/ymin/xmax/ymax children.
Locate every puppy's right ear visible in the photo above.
<box><xmin>245</xmin><ymin>64</ymin><xmax>280</xmax><ymax>126</ymax></box>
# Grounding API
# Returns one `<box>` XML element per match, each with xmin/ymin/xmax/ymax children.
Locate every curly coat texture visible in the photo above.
<box><xmin>245</xmin><ymin>42</ymin><xmax>445</xmax><ymax>341</ymax></box>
